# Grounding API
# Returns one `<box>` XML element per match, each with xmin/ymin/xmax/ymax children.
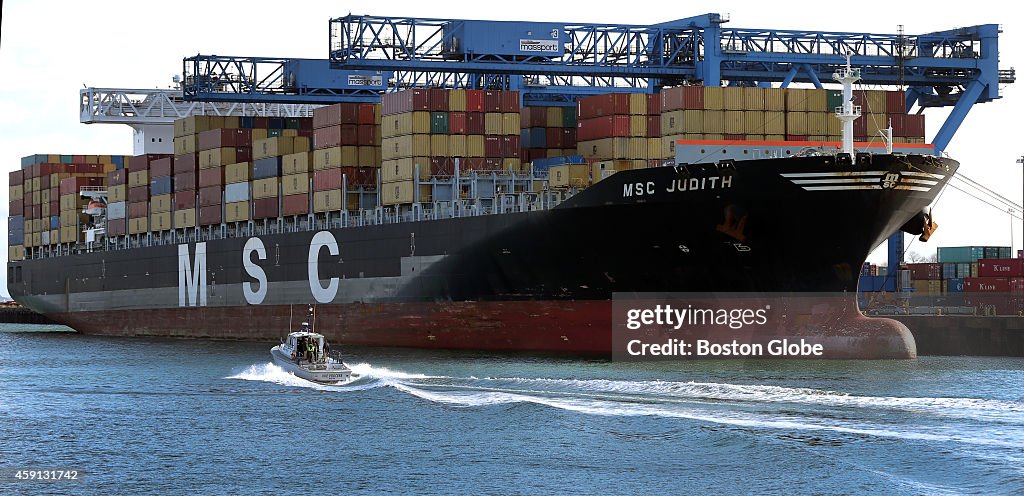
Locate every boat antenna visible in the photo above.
<box><xmin>309</xmin><ymin>305</ymin><xmax>316</xmax><ymax>332</ymax></box>
<box><xmin>833</xmin><ymin>51</ymin><xmax>862</xmax><ymax>156</ymax></box>
<box><xmin>289</xmin><ymin>305</ymin><xmax>293</xmax><ymax>331</ymax></box>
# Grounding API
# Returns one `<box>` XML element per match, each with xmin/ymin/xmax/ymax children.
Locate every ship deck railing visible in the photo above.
<box><xmin>26</xmin><ymin>188</ymin><xmax>575</xmax><ymax>260</ymax></box>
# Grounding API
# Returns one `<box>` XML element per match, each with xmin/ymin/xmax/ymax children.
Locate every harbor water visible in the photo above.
<box><xmin>1</xmin><ymin>324</ymin><xmax>1022</xmax><ymax>494</ymax></box>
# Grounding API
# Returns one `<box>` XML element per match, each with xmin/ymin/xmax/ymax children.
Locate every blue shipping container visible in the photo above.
<box><xmin>51</xmin><ymin>216</ymin><xmax>60</xmax><ymax>230</ymax></box>
<box><xmin>947</xmin><ymin>278</ymin><xmax>965</xmax><ymax>293</ymax></box>
<box><xmin>8</xmin><ymin>215</ymin><xmax>24</xmax><ymax>232</ymax></box>
<box><xmin>60</xmin><ymin>155</ymin><xmax>73</xmax><ymax>164</ymax></box>
<box><xmin>112</xmin><ymin>156</ymin><xmax>124</xmax><ymax>169</ymax></box>
<box><xmin>106</xmin><ymin>202</ymin><xmax>126</xmax><ymax>220</ymax></box>
<box><xmin>20</xmin><ymin>154</ymin><xmax>48</xmax><ymax>168</ymax></box>
<box><xmin>268</xmin><ymin>118</ymin><xmax>284</xmax><ymax>130</ymax></box>
<box><xmin>150</xmin><ymin>176</ymin><xmax>174</xmax><ymax>196</ymax></box>
<box><xmin>241</xmin><ymin>116</ymin><xmax>254</xmax><ymax>129</ymax></box>
<box><xmin>9</xmin><ymin>231</ymin><xmax>24</xmax><ymax>245</ymax></box>
<box><xmin>937</xmin><ymin>246</ymin><xmax>986</xmax><ymax>263</ymax></box>
<box><xmin>224</xmin><ymin>183</ymin><xmax>250</xmax><ymax>203</ymax></box>
<box><xmin>860</xmin><ymin>262</ymin><xmax>872</xmax><ymax>276</ymax></box>
<box><xmin>531</xmin><ymin>155</ymin><xmax>586</xmax><ymax>173</ymax></box>
<box><xmin>524</xmin><ymin>128</ymin><xmax>546</xmax><ymax>148</ymax></box>
<box><xmin>253</xmin><ymin>157</ymin><xmax>282</xmax><ymax>180</ymax></box>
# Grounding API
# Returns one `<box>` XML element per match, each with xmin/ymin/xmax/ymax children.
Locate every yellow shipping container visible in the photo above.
<box><xmin>661</xmin><ymin>133</ymin><xmax>685</xmax><ymax>160</ymax></box>
<box><xmin>545</xmin><ymin>149</ymin><xmax>563</xmax><ymax>158</ymax></box>
<box><xmin>629</xmin><ymin>93</ymin><xmax>648</xmax><ymax>115</ymax></box>
<box><xmin>380</xmin><ymin>181</ymin><xmax>432</xmax><ymax>205</ymax></box>
<box><xmin>59</xmin><ymin>209</ymin><xmax>80</xmax><ymax>227</ymax></box>
<box><xmin>174</xmin><ymin>135</ymin><xmax>197</xmax><ymax>156</ymax></box>
<box><xmin>743</xmin><ymin>87</ymin><xmax>765</xmax><ymax>110</ymax></box>
<box><xmin>382</xmin><ymin>135</ymin><xmax>431</xmax><ymax>160</ymax></box>
<box><xmin>59</xmin><ymin>226</ymin><xmax>78</xmax><ymax>243</ymax></box>
<box><xmin>806</xmin><ymin>112</ymin><xmax>829</xmax><ymax>136</ymax></box>
<box><xmin>545</xmin><ymin>107</ymin><xmax>563</xmax><ymax>128</ymax></box>
<box><xmin>341</xmin><ymin>146</ymin><xmax>359</xmax><ymax>167</ymax></box>
<box><xmin>251</xmin><ymin>129</ymin><xmax>268</xmax><ymax>141</ymax></box>
<box><xmin>866</xmin><ymin>114</ymin><xmax>889</xmax><ymax>138</ymax></box>
<box><xmin>766</xmin><ymin>134</ymin><xmax>786</xmax><ymax>141</ymax></box>
<box><xmin>199</xmin><ymin>147</ymin><xmax>237</xmax><ymax>169</ymax></box>
<box><xmin>448</xmin><ymin>135</ymin><xmax>467</xmax><ymax>156</ymax></box>
<box><xmin>786</xmin><ymin>88</ymin><xmax>808</xmax><ymax>112</ymax></box>
<box><xmin>628</xmin><ymin>138</ymin><xmax>648</xmax><ymax>159</ymax></box>
<box><xmin>746</xmin><ymin>135</ymin><xmax>767</xmax><ymax>141</ymax></box>
<box><xmin>108</xmin><ymin>184</ymin><xmax>127</xmax><ymax>203</ymax></box>
<box><xmin>128</xmin><ymin>217</ymin><xmax>148</xmax><ymax>235</ymax></box>
<box><xmin>30</xmin><ymin>177</ymin><xmax>41</xmax><ymax>191</ymax></box>
<box><xmin>577</xmin><ymin>137</ymin><xmax>630</xmax><ymax>159</ymax></box>
<box><xmin>764</xmin><ymin>88</ymin><xmax>785</xmax><ymax>111</ymax></box>
<box><xmin>809</xmin><ymin>135</ymin><xmax>829</xmax><ymax>142</ymax></box>
<box><xmin>786</xmin><ymin>112</ymin><xmax>808</xmax><ymax>136</ymax></box>
<box><xmin>151</xmin><ymin>211</ymin><xmax>173</xmax><ymax>231</ymax></box>
<box><xmin>549</xmin><ymin>164</ymin><xmax>590</xmax><ymax>188</ymax></box>
<box><xmin>448</xmin><ymin>90</ymin><xmax>466</xmax><ymax>112</ymax></box>
<box><xmin>59</xmin><ymin>193</ymin><xmax>77</xmax><ymax>211</ymax></box>
<box><xmin>128</xmin><ymin>170</ymin><xmax>149</xmax><ymax>188</ymax></box>
<box><xmin>703</xmin><ymin>133</ymin><xmax>725</xmax><ymax>140</ymax></box>
<box><xmin>151</xmin><ymin>194</ymin><xmax>172</xmax><ymax>214</ymax></box>
<box><xmin>764</xmin><ymin>111</ymin><xmax>786</xmax><ymax>135</ymax></box>
<box><xmin>466</xmin><ymin>135</ymin><xmax>485</xmax><ymax>157</ymax></box>
<box><xmin>225</xmin><ymin>161</ymin><xmax>253</xmax><ymax>183</ymax></box>
<box><xmin>313</xmin><ymin>147</ymin><xmax>342</xmax><ymax>170</ymax></box>
<box><xmin>223</xmin><ymin>116</ymin><xmax>240</xmax><ymax>129</ymax></box>
<box><xmin>723</xmin><ymin>87</ymin><xmax>745</xmax><ymax>110</ymax></box>
<box><xmin>660</xmin><ymin>110</ymin><xmax>697</xmax><ymax>135</ymax></box>
<box><xmin>629</xmin><ymin>116</ymin><xmax>648</xmax><ymax>137</ymax></box>
<box><xmin>647</xmin><ymin>138</ymin><xmax>662</xmax><ymax>159</ymax></box>
<box><xmin>502</xmin><ymin>158</ymin><xmax>521</xmax><ymax>172</ymax></box>
<box><xmin>224</xmin><ymin>202</ymin><xmax>249</xmax><ymax>223</ymax></box>
<box><xmin>9</xmin><ymin>185</ymin><xmax>23</xmax><ymax>200</ymax></box>
<box><xmin>382</xmin><ymin>158</ymin><xmax>432</xmax><ymax>182</ymax></box>
<box><xmin>865</xmin><ymin>90</ymin><xmax>887</xmax><ymax>113</ymax></box>
<box><xmin>484</xmin><ymin>113</ymin><xmax>504</xmax><ymax>135</ymax></box>
<box><xmin>31</xmin><ymin>190</ymin><xmax>41</xmax><ymax>205</ymax></box>
<box><xmin>502</xmin><ymin>113</ymin><xmax>520</xmax><ymax>135</ymax></box>
<box><xmin>282</xmin><ymin>152</ymin><xmax>310</xmax><ymax>175</ymax></box>
<box><xmin>8</xmin><ymin>245</ymin><xmax>24</xmax><ymax>262</ymax></box>
<box><xmin>704</xmin><ymin>86</ymin><xmax>729</xmax><ymax>110</ymax></box>
<box><xmin>591</xmin><ymin>161</ymin><xmax>618</xmax><ymax>183</ymax></box>
<box><xmin>806</xmin><ymin>89</ymin><xmax>828</xmax><ymax>112</ymax></box>
<box><xmin>430</xmin><ymin>135</ymin><xmax>449</xmax><ymax>157</ymax></box>
<box><xmin>41</xmin><ymin>189</ymin><xmax>51</xmax><ymax>204</ymax></box>
<box><xmin>254</xmin><ymin>136</ymin><xmax>309</xmax><ymax>160</ymax></box>
<box><xmin>179</xmin><ymin>115</ymin><xmax>224</xmax><ymax>137</ymax></box>
<box><xmin>41</xmin><ymin>203</ymin><xmax>50</xmax><ymax>218</ymax></box>
<box><xmin>281</xmin><ymin>173</ymin><xmax>309</xmax><ymax>196</ymax></box>
<box><xmin>357</xmin><ymin>146</ymin><xmax>378</xmax><ymax>166</ymax></box>
<box><xmin>744</xmin><ymin>111</ymin><xmax>765</xmax><ymax>134</ymax></box>
<box><xmin>174</xmin><ymin>208</ymin><xmax>197</xmax><ymax>228</ymax></box>
<box><xmin>825</xmin><ymin>114</ymin><xmax>842</xmax><ymax>136</ymax></box>
<box><xmin>724</xmin><ymin>111</ymin><xmax>745</xmax><ymax>134</ymax></box>
<box><xmin>703</xmin><ymin>111</ymin><xmax>725</xmax><ymax>134</ymax></box>
<box><xmin>252</xmin><ymin>177</ymin><xmax>279</xmax><ymax>200</ymax></box>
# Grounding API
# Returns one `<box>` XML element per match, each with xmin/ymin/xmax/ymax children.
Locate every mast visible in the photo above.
<box><xmin>833</xmin><ymin>53</ymin><xmax>862</xmax><ymax>156</ymax></box>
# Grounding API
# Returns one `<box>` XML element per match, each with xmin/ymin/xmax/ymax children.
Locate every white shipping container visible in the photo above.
<box><xmin>224</xmin><ymin>182</ymin><xmax>250</xmax><ymax>203</ymax></box>
<box><xmin>107</xmin><ymin>201</ymin><xmax>127</xmax><ymax>220</ymax></box>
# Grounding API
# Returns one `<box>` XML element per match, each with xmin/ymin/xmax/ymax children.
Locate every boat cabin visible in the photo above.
<box><xmin>281</xmin><ymin>325</ymin><xmax>330</xmax><ymax>363</ymax></box>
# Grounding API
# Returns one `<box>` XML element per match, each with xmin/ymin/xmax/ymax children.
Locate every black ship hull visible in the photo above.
<box><xmin>8</xmin><ymin>154</ymin><xmax>958</xmax><ymax>357</ymax></box>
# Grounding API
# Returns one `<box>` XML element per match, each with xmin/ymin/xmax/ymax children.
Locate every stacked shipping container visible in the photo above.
<box><xmin>575</xmin><ymin>93</ymin><xmax>660</xmax><ymax>168</ymax></box>
<box><xmin>311</xmin><ymin>102</ymin><xmax>381</xmax><ymax>213</ymax></box>
<box><xmin>519</xmin><ymin>106</ymin><xmax>578</xmax><ymax>163</ymax></box>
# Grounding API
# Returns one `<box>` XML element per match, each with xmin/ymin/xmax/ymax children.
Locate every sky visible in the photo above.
<box><xmin>0</xmin><ymin>0</ymin><xmax>1021</xmax><ymax>296</ymax></box>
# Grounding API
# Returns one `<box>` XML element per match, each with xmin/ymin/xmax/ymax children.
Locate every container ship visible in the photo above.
<box><xmin>7</xmin><ymin>80</ymin><xmax>954</xmax><ymax>358</ymax></box>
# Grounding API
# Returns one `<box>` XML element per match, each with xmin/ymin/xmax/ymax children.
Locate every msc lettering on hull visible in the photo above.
<box><xmin>177</xmin><ymin>231</ymin><xmax>344</xmax><ymax>307</ymax></box>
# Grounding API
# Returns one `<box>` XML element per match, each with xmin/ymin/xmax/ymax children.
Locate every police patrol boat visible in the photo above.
<box><xmin>270</xmin><ymin>308</ymin><xmax>354</xmax><ymax>383</ymax></box>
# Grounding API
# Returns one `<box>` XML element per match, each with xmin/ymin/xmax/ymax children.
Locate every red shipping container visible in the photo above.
<box><xmin>129</xmin><ymin>153</ymin><xmax>172</xmax><ymax>171</ymax></box>
<box><xmin>853</xmin><ymin>116</ymin><xmax>867</xmax><ymax>137</ymax></box>
<box><xmin>577</xmin><ymin>115</ymin><xmax>630</xmax><ymax>141</ymax></box>
<box><xmin>356</xmin><ymin>125</ymin><xmax>376</xmax><ymax>146</ymax></box>
<box><xmin>382</xmin><ymin>89</ymin><xmax>429</xmax><ymax>116</ymax></box>
<box><xmin>484</xmin><ymin>136</ymin><xmax>502</xmax><ymax>158</ymax></box>
<box><xmin>336</xmin><ymin>104</ymin><xmax>359</xmax><ymax>125</ymax></box>
<box><xmin>198</xmin><ymin>128</ymin><xmax>252</xmax><ymax>150</ymax></box>
<box><xmin>174</xmin><ymin>154</ymin><xmax>199</xmax><ymax>175</ymax></box>
<box><xmin>175</xmin><ymin>172</ymin><xmax>196</xmax><ymax>192</ymax></box>
<box><xmin>128</xmin><ymin>186</ymin><xmax>149</xmax><ymax>202</ymax></box>
<box><xmin>907</xmin><ymin>262</ymin><xmax>943</xmax><ymax>280</ymax></box>
<box><xmin>788</xmin><ymin>135</ymin><xmax>809</xmax><ymax>141</ymax></box>
<box><xmin>546</xmin><ymin>128</ymin><xmax>564</xmax><ymax>149</ymax></box>
<box><xmin>465</xmin><ymin>90</ymin><xmax>485</xmax><ymax>112</ymax></box>
<box><xmin>430</xmin><ymin>158</ymin><xmax>454</xmax><ymax>177</ymax></box>
<box><xmin>483</xmin><ymin>91</ymin><xmax>502</xmax><ymax>112</ymax></box>
<box><xmin>502</xmin><ymin>136</ymin><xmax>520</xmax><ymax>157</ymax></box>
<box><xmin>107</xmin><ymin>218</ymin><xmax>126</xmax><ymax>236</ymax></box>
<box><xmin>298</xmin><ymin>117</ymin><xmax>313</xmax><ymax>130</ymax></box>
<box><xmin>461</xmin><ymin>157</ymin><xmax>486</xmax><ymax>172</ymax></box>
<box><xmin>251</xmin><ymin>116</ymin><xmax>270</xmax><ymax>129</ymax></box>
<box><xmin>199</xmin><ymin>205</ymin><xmax>222</xmax><ymax>226</ymax></box>
<box><xmin>128</xmin><ymin>201</ymin><xmax>148</xmax><ymax>219</ymax></box>
<box><xmin>647</xmin><ymin>115</ymin><xmax>661</xmax><ymax>137</ymax></box>
<box><xmin>252</xmin><ymin>197</ymin><xmax>279</xmax><ymax>219</ymax></box>
<box><xmin>59</xmin><ymin>177</ymin><xmax>103</xmax><ymax>196</ymax></box>
<box><xmin>71</xmin><ymin>163</ymin><xmax>104</xmax><ymax>174</ymax></box>
<box><xmin>448</xmin><ymin>112</ymin><xmax>467</xmax><ymax>134</ymax></box>
<box><xmin>483</xmin><ymin>158</ymin><xmax>503</xmax><ymax>171</ymax></box>
<box><xmin>724</xmin><ymin>134</ymin><xmax>745</xmax><ymax>141</ymax></box>
<box><xmin>886</xmin><ymin>90</ymin><xmax>906</xmax><ymax>113</ymax></box>
<box><xmin>150</xmin><ymin>157</ymin><xmax>173</xmax><ymax>178</ymax></box>
<box><xmin>108</xmin><ymin>169</ymin><xmax>127</xmax><ymax>186</ymax></box>
<box><xmin>9</xmin><ymin>170</ymin><xmax>23</xmax><ymax>186</ymax></box>
<box><xmin>578</xmin><ymin>93</ymin><xmax>629</xmax><ymax>119</ymax></box>
<box><xmin>978</xmin><ymin>258</ymin><xmax>1024</xmax><ymax>277</ymax></box>
<box><xmin>40</xmin><ymin>175</ymin><xmax>50</xmax><ymax>189</ymax></box>
<box><xmin>340</xmin><ymin>124</ymin><xmax>359</xmax><ymax>146</ymax></box>
<box><xmin>499</xmin><ymin>91</ymin><xmax>519</xmax><ymax>112</ymax></box>
<box><xmin>174</xmin><ymin>191</ymin><xmax>197</xmax><ymax>210</ymax></box>
<box><xmin>904</xmin><ymin>114</ymin><xmax>925</xmax><ymax>137</ymax></box>
<box><xmin>340</xmin><ymin>167</ymin><xmax>376</xmax><ymax>187</ymax></box>
<box><xmin>9</xmin><ymin>200</ymin><xmax>23</xmax><ymax>215</ymax></box>
<box><xmin>521</xmin><ymin>107</ymin><xmax>547</xmax><ymax>127</ymax></box>
<box><xmin>561</xmin><ymin>128</ymin><xmax>577</xmax><ymax>147</ymax></box>
<box><xmin>428</xmin><ymin>88</ymin><xmax>449</xmax><ymax>111</ymax></box>
<box><xmin>198</xmin><ymin>185</ymin><xmax>222</xmax><ymax>206</ymax></box>
<box><xmin>313</xmin><ymin>168</ymin><xmax>341</xmax><ymax>192</ymax></box>
<box><xmin>49</xmin><ymin>200</ymin><xmax>58</xmax><ymax>213</ymax></box>
<box><xmin>314</xmin><ymin>126</ymin><xmax>342</xmax><ymax>149</ymax></box>
<box><xmin>466</xmin><ymin>113</ymin><xmax>486</xmax><ymax>134</ymax></box>
<box><xmin>198</xmin><ymin>167</ymin><xmax>225</xmax><ymax>188</ymax></box>
<box><xmin>646</xmin><ymin>93</ymin><xmax>661</xmax><ymax>115</ymax></box>
<box><xmin>282</xmin><ymin>193</ymin><xmax>309</xmax><ymax>216</ymax></box>
<box><xmin>964</xmin><ymin>277</ymin><xmax>1010</xmax><ymax>292</ymax></box>
<box><xmin>72</xmin><ymin>154</ymin><xmax>86</xmax><ymax>163</ymax></box>
<box><xmin>1013</xmin><ymin>278</ymin><xmax>1024</xmax><ymax>294</ymax></box>
<box><xmin>313</xmin><ymin>104</ymin><xmax>341</xmax><ymax>129</ymax></box>
<box><xmin>235</xmin><ymin>147</ymin><xmax>253</xmax><ymax>163</ymax></box>
<box><xmin>357</xmin><ymin>103</ymin><xmax>376</xmax><ymax>125</ymax></box>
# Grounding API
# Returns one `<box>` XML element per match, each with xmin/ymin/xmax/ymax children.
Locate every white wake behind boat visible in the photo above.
<box><xmin>270</xmin><ymin>317</ymin><xmax>354</xmax><ymax>383</ymax></box>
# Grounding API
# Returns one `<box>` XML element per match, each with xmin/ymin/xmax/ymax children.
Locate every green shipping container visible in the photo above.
<box><xmin>60</xmin><ymin>154</ymin><xmax>73</xmax><ymax>164</ymax></box>
<box><xmin>826</xmin><ymin>90</ymin><xmax>843</xmax><ymax>113</ymax></box>
<box><xmin>562</xmin><ymin>108</ymin><xmax>577</xmax><ymax>128</ymax></box>
<box><xmin>431</xmin><ymin>112</ymin><xmax>449</xmax><ymax>134</ymax></box>
<box><xmin>268</xmin><ymin>129</ymin><xmax>283</xmax><ymax>138</ymax></box>
<box><xmin>285</xmin><ymin>117</ymin><xmax>302</xmax><ymax>130</ymax></box>
<box><xmin>937</xmin><ymin>246</ymin><xmax>987</xmax><ymax>263</ymax></box>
